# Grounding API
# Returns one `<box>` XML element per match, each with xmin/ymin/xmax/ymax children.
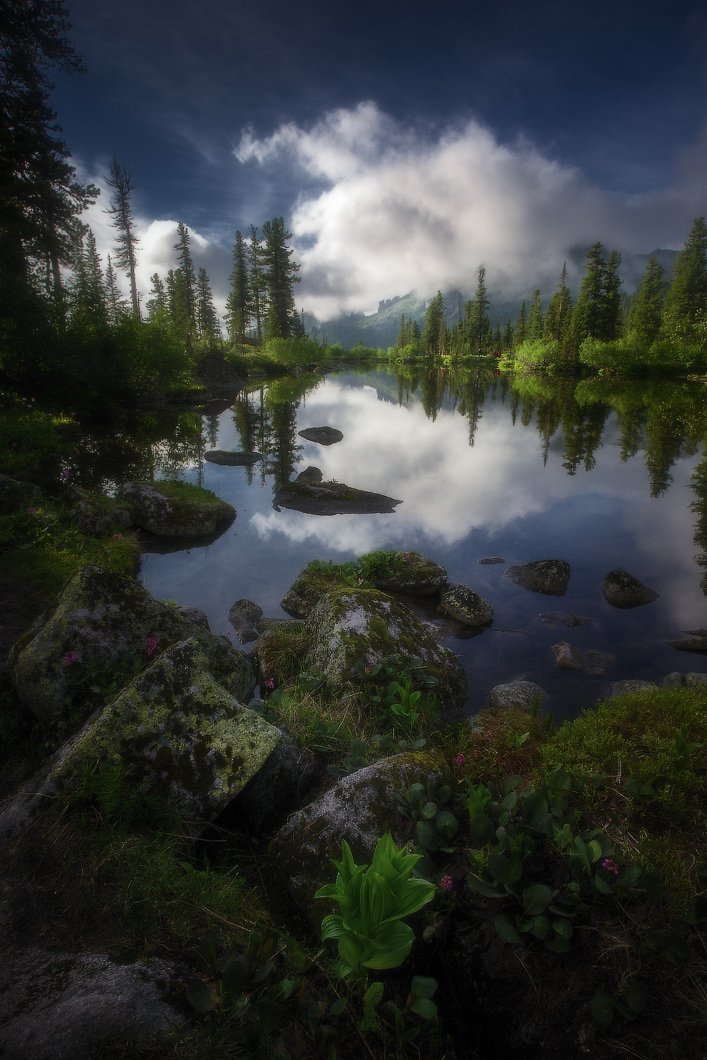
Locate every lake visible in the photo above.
<box><xmin>83</xmin><ymin>365</ymin><xmax>707</xmax><ymax>721</ymax></box>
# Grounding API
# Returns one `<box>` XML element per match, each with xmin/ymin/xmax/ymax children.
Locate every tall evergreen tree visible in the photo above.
<box><xmin>422</xmin><ymin>292</ymin><xmax>447</xmax><ymax>355</ymax></box>
<box><xmin>514</xmin><ymin>301</ymin><xmax>527</xmax><ymax>347</ymax></box>
<box><xmin>226</xmin><ymin>230</ymin><xmax>251</xmax><ymax>344</ymax></box>
<box><xmin>465</xmin><ymin>266</ymin><xmax>491</xmax><ymax>352</ymax></box>
<box><xmin>603</xmin><ymin>250</ymin><xmax>623</xmax><ymax>340</ymax></box>
<box><xmin>248</xmin><ymin>224</ymin><xmax>265</xmax><ymax>343</ymax></box>
<box><xmin>196</xmin><ymin>267</ymin><xmax>219</xmax><ymax>340</ymax></box>
<box><xmin>627</xmin><ymin>256</ymin><xmax>665</xmax><ymax>348</ymax></box>
<box><xmin>104</xmin><ymin>254</ymin><xmax>127</xmax><ymax>323</ymax></box>
<box><xmin>572</xmin><ymin>243</ymin><xmax>606</xmax><ymax>344</ymax></box>
<box><xmin>106</xmin><ymin>159</ymin><xmax>140</xmax><ymax>318</ymax></box>
<box><xmin>172</xmin><ymin>222</ymin><xmax>196</xmax><ymax>337</ymax></box>
<box><xmin>662</xmin><ymin>216</ymin><xmax>707</xmax><ymax>342</ymax></box>
<box><xmin>543</xmin><ymin>263</ymin><xmax>572</xmax><ymax>342</ymax></box>
<box><xmin>71</xmin><ymin>226</ymin><xmax>106</xmax><ymax>320</ymax></box>
<box><xmin>261</xmin><ymin>217</ymin><xmax>300</xmax><ymax>340</ymax></box>
<box><xmin>146</xmin><ymin>273</ymin><xmax>168</xmax><ymax>321</ymax></box>
<box><xmin>527</xmin><ymin>290</ymin><xmax>543</xmax><ymax>340</ymax></box>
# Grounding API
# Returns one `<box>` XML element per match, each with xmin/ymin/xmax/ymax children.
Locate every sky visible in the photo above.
<box><xmin>52</xmin><ymin>0</ymin><xmax>707</xmax><ymax>321</ymax></box>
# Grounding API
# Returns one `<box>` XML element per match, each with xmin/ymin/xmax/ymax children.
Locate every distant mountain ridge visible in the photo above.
<box><xmin>305</xmin><ymin>248</ymin><xmax>678</xmax><ymax>349</ymax></box>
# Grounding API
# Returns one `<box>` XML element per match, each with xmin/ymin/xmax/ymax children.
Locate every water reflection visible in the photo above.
<box><xmin>79</xmin><ymin>366</ymin><xmax>706</xmax><ymax>719</ymax></box>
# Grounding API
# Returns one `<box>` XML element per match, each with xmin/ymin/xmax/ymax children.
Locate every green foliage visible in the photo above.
<box><xmin>513</xmin><ymin>338</ymin><xmax>561</xmax><ymax>372</ymax></box>
<box><xmin>315</xmin><ymin>833</ymin><xmax>436</xmax><ymax>978</ymax></box>
<box><xmin>400</xmin><ymin>777</ymin><xmax>460</xmax><ymax>869</ymax></box>
<box><xmin>0</xmin><ymin>392</ymin><xmax>72</xmax><ymax>483</ymax></box>
<box><xmin>260</xmin><ymin>335</ymin><xmax>324</xmax><ymax>366</ymax></box>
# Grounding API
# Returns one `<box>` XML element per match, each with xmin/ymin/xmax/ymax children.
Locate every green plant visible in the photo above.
<box><xmin>400</xmin><ymin>777</ymin><xmax>460</xmax><ymax>872</ymax></box>
<box><xmin>388</xmin><ymin>678</ymin><xmax>422</xmax><ymax>739</ymax></box>
<box><xmin>315</xmin><ymin>832</ymin><xmax>436</xmax><ymax>978</ymax></box>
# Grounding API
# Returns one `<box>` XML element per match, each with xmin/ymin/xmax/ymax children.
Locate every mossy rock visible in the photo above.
<box><xmin>273</xmin><ymin>480</ymin><xmax>401</xmax><ymax>515</ymax></box>
<box><xmin>304</xmin><ymin>588</ymin><xmax>467</xmax><ymax>714</ymax></box>
<box><xmin>67</xmin><ymin>485</ymin><xmax>133</xmax><ymax>535</ymax></box>
<box><xmin>440</xmin><ymin>584</ymin><xmax>494</xmax><ymax>625</ymax></box>
<box><xmin>269</xmin><ymin>750</ymin><xmax>442</xmax><ymax>928</ymax></box>
<box><xmin>281</xmin><ymin>561</ymin><xmax>349</xmax><ymax>617</ymax></box>
<box><xmin>506</xmin><ymin>559</ymin><xmax>571</xmax><ymax>596</ymax></box>
<box><xmin>9</xmin><ymin>565</ymin><xmax>255</xmax><ymax>729</ymax></box>
<box><xmin>117</xmin><ymin>479</ymin><xmax>235</xmax><ymax>537</ymax></box>
<box><xmin>602</xmin><ymin>568</ymin><xmax>659</xmax><ymax>608</ymax></box>
<box><xmin>369</xmin><ymin>550</ymin><xmax>447</xmax><ymax>596</ymax></box>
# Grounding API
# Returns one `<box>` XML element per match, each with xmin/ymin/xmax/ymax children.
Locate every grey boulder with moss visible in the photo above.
<box><xmin>602</xmin><ymin>569</ymin><xmax>659</xmax><ymax>608</ymax></box>
<box><xmin>304</xmin><ymin>588</ymin><xmax>467</xmax><ymax>714</ymax></box>
<box><xmin>66</xmin><ymin>485</ymin><xmax>133</xmax><ymax>535</ymax></box>
<box><xmin>9</xmin><ymin>565</ymin><xmax>255</xmax><ymax>728</ymax></box>
<box><xmin>269</xmin><ymin>751</ymin><xmax>442</xmax><ymax>928</ymax></box>
<box><xmin>506</xmin><ymin>559</ymin><xmax>570</xmax><ymax>596</ymax></box>
<box><xmin>440</xmin><ymin>584</ymin><xmax>493</xmax><ymax>626</ymax></box>
<box><xmin>371</xmin><ymin>551</ymin><xmax>447</xmax><ymax>596</ymax></box>
<box><xmin>117</xmin><ymin>479</ymin><xmax>235</xmax><ymax>537</ymax></box>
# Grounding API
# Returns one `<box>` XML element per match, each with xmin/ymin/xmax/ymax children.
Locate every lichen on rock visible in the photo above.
<box><xmin>116</xmin><ymin>479</ymin><xmax>235</xmax><ymax>537</ymax></box>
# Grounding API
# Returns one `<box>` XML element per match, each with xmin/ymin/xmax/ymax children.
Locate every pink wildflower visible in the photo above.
<box><xmin>601</xmin><ymin>857</ymin><xmax>620</xmax><ymax>876</ymax></box>
<box><xmin>439</xmin><ymin>874</ymin><xmax>454</xmax><ymax>893</ymax></box>
<box><xmin>146</xmin><ymin>635</ymin><xmax>159</xmax><ymax>657</ymax></box>
<box><xmin>59</xmin><ymin>467</ymin><xmax>71</xmax><ymax>482</ymax></box>
<box><xmin>62</xmin><ymin>650</ymin><xmax>81</xmax><ymax>666</ymax></box>
<box><xmin>454</xmin><ymin>753</ymin><xmax>466</xmax><ymax>767</ymax></box>
<box><xmin>224</xmin><ymin>631</ymin><xmax>233</xmax><ymax>640</ymax></box>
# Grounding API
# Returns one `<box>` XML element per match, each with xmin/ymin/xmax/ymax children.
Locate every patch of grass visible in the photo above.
<box><xmin>0</xmin><ymin>390</ymin><xmax>74</xmax><ymax>485</ymax></box>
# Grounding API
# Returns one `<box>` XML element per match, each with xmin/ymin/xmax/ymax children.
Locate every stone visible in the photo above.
<box><xmin>228</xmin><ymin>598</ymin><xmax>264</xmax><ymax>634</ymax></box>
<box><xmin>440</xmin><ymin>584</ymin><xmax>494</xmax><ymax>626</ymax></box>
<box><xmin>506</xmin><ymin>559</ymin><xmax>571</xmax><ymax>596</ymax></box>
<box><xmin>487</xmin><ymin>680</ymin><xmax>546</xmax><ymax>711</ymax></box>
<box><xmin>551</xmin><ymin>642</ymin><xmax>614</xmax><ymax>676</ymax></box>
<box><xmin>608</xmin><ymin>680</ymin><xmax>658</xmax><ymax>696</ymax></box>
<box><xmin>66</xmin><ymin>486</ymin><xmax>133</xmax><ymax>536</ymax></box>
<box><xmin>273</xmin><ymin>479</ymin><xmax>401</xmax><ymax>515</ymax></box>
<box><xmin>662</xmin><ymin>672</ymin><xmax>707</xmax><ymax>687</ymax></box>
<box><xmin>175</xmin><ymin>605</ymin><xmax>210</xmax><ymax>629</ymax></box>
<box><xmin>0</xmin><ymin>947</ymin><xmax>184</xmax><ymax>1060</ymax></box>
<box><xmin>667</xmin><ymin>636</ymin><xmax>707</xmax><ymax>654</ymax></box>
<box><xmin>304</xmin><ymin>588</ymin><xmax>467</xmax><ymax>715</ymax></box>
<box><xmin>296</xmin><ymin>466</ymin><xmax>323</xmax><ymax>483</ymax></box>
<box><xmin>372</xmin><ymin>551</ymin><xmax>447</xmax><ymax>596</ymax></box>
<box><xmin>602</xmin><ymin>569</ymin><xmax>659</xmax><ymax>609</ymax></box>
<box><xmin>269</xmin><ymin>751</ymin><xmax>441</xmax><ymax>929</ymax></box>
<box><xmin>538</xmin><ymin>612</ymin><xmax>592</xmax><ymax>628</ymax></box>
<box><xmin>9</xmin><ymin>565</ymin><xmax>255</xmax><ymax>728</ymax></box>
<box><xmin>298</xmin><ymin>426</ymin><xmax>343</xmax><ymax>445</ymax></box>
<box><xmin>116</xmin><ymin>479</ymin><xmax>235</xmax><ymax>537</ymax></box>
<box><xmin>478</xmin><ymin>557</ymin><xmax>505</xmax><ymax>565</ymax></box>
<box><xmin>204</xmin><ymin>450</ymin><xmax>262</xmax><ymax>466</ymax></box>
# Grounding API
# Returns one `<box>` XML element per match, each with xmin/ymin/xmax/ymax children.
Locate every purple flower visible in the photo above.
<box><xmin>146</xmin><ymin>635</ymin><xmax>159</xmax><ymax>657</ymax></box>
<box><xmin>454</xmin><ymin>753</ymin><xmax>466</xmax><ymax>767</ymax></box>
<box><xmin>263</xmin><ymin>677</ymin><xmax>276</xmax><ymax>691</ymax></box>
<box><xmin>59</xmin><ymin>467</ymin><xmax>71</xmax><ymax>482</ymax></box>
<box><xmin>601</xmin><ymin>857</ymin><xmax>620</xmax><ymax>876</ymax></box>
<box><xmin>62</xmin><ymin>650</ymin><xmax>81</xmax><ymax>666</ymax></box>
<box><xmin>439</xmin><ymin>874</ymin><xmax>454</xmax><ymax>893</ymax></box>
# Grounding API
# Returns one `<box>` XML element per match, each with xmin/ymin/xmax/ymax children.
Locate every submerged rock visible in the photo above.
<box><xmin>304</xmin><ymin>588</ymin><xmax>467</xmax><ymax>714</ymax></box>
<box><xmin>440</xmin><ymin>584</ymin><xmax>494</xmax><ymax>626</ymax></box>
<box><xmin>117</xmin><ymin>479</ymin><xmax>235</xmax><ymax>537</ymax></box>
<box><xmin>506</xmin><ymin>559</ymin><xmax>571</xmax><ymax>596</ymax></box>
<box><xmin>204</xmin><ymin>450</ymin><xmax>262</xmax><ymax>466</ymax></box>
<box><xmin>667</xmin><ymin>635</ymin><xmax>707</xmax><ymax>654</ymax></box>
<box><xmin>273</xmin><ymin>479</ymin><xmax>401</xmax><ymax>515</ymax></box>
<box><xmin>551</xmin><ymin>642</ymin><xmax>614</xmax><ymax>676</ymax></box>
<box><xmin>298</xmin><ymin>425</ymin><xmax>343</xmax><ymax>445</ymax></box>
<box><xmin>602</xmin><ymin>569</ymin><xmax>659</xmax><ymax>608</ymax></box>
<box><xmin>9</xmin><ymin>565</ymin><xmax>255</xmax><ymax>728</ymax></box>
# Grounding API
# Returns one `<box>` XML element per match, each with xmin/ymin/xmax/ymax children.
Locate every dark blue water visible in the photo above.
<box><xmin>133</xmin><ymin>367</ymin><xmax>707</xmax><ymax>721</ymax></box>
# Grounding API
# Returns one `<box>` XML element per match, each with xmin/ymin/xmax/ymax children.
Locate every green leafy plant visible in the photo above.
<box><xmin>315</xmin><ymin>832</ymin><xmax>436</xmax><ymax>978</ymax></box>
<box><xmin>388</xmin><ymin>678</ymin><xmax>422</xmax><ymax>739</ymax></box>
<box><xmin>400</xmin><ymin>777</ymin><xmax>460</xmax><ymax>873</ymax></box>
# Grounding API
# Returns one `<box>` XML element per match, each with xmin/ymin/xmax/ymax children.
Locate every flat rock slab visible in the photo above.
<box><xmin>204</xmin><ymin>450</ymin><xmax>262</xmax><ymax>466</ymax></box>
<box><xmin>668</xmin><ymin>636</ymin><xmax>707</xmax><ymax>654</ymax></box>
<box><xmin>506</xmin><ymin>560</ymin><xmax>571</xmax><ymax>596</ymax></box>
<box><xmin>274</xmin><ymin>480</ymin><xmax>402</xmax><ymax>515</ymax></box>
<box><xmin>298</xmin><ymin>426</ymin><xmax>343</xmax><ymax>445</ymax></box>
<box><xmin>602</xmin><ymin>569</ymin><xmax>659</xmax><ymax>608</ymax></box>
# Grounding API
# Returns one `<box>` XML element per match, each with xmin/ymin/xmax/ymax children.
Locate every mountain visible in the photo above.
<box><xmin>305</xmin><ymin>249</ymin><xmax>679</xmax><ymax>349</ymax></box>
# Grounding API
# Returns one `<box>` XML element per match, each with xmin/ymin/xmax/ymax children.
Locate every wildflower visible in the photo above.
<box><xmin>112</xmin><ymin>533</ymin><xmax>124</xmax><ymax>540</ymax></box>
<box><xmin>263</xmin><ymin>677</ymin><xmax>276</xmax><ymax>691</ymax></box>
<box><xmin>59</xmin><ymin>467</ymin><xmax>71</xmax><ymax>482</ymax></box>
<box><xmin>439</xmin><ymin>874</ymin><xmax>454</xmax><ymax>893</ymax></box>
<box><xmin>62</xmin><ymin>650</ymin><xmax>81</xmax><ymax>666</ymax></box>
<box><xmin>601</xmin><ymin>857</ymin><xmax>620</xmax><ymax>876</ymax></box>
<box><xmin>454</xmin><ymin>753</ymin><xmax>466</xmax><ymax>767</ymax></box>
<box><xmin>146</xmin><ymin>635</ymin><xmax>159</xmax><ymax>657</ymax></box>
<box><xmin>224</xmin><ymin>631</ymin><xmax>233</xmax><ymax>640</ymax></box>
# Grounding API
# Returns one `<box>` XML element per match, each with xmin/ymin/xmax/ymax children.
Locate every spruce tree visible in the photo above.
<box><xmin>71</xmin><ymin>227</ymin><xmax>106</xmax><ymax>321</ymax></box>
<box><xmin>196</xmin><ymin>267</ymin><xmax>219</xmax><ymax>341</ymax></box>
<box><xmin>603</xmin><ymin>250</ymin><xmax>623</xmax><ymax>340</ymax></box>
<box><xmin>662</xmin><ymin>217</ymin><xmax>707</xmax><ymax>342</ymax></box>
<box><xmin>104</xmin><ymin>254</ymin><xmax>127</xmax><ymax>323</ymax></box>
<box><xmin>527</xmin><ymin>290</ymin><xmax>543</xmax><ymax>340</ymax></box>
<box><xmin>422</xmin><ymin>292</ymin><xmax>447</xmax><ymax>355</ymax></box>
<box><xmin>172</xmin><ymin>222</ymin><xmax>197</xmax><ymax>338</ymax></box>
<box><xmin>226</xmin><ymin>230</ymin><xmax>251</xmax><ymax>344</ymax></box>
<box><xmin>248</xmin><ymin>225</ymin><xmax>265</xmax><ymax>343</ymax></box>
<box><xmin>465</xmin><ymin>266</ymin><xmax>491</xmax><ymax>353</ymax></box>
<box><xmin>261</xmin><ymin>217</ymin><xmax>300</xmax><ymax>340</ymax></box>
<box><xmin>514</xmin><ymin>301</ymin><xmax>527</xmax><ymax>347</ymax></box>
<box><xmin>146</xmin><ymin>273</ymin><xmax>168</xmax><ymax>321</ymax></box>
<box><xmin>572</xmin><ymin>243</ymin><xmax>606</xmax><ymax>344</ymax></box>
<box><xmin>627</xmin><ymin>256</ymin><xmax>665</xmax><ymax>348</ymax></box>
<box><xmin>543</xmin><ymin>263</ymin><xmax>572</xmax><ymax>342</ymax></box>
<box><xmin>106</xmin><ymin>159</ymin><xmax>140</xmax><ymax>318</ymax></box>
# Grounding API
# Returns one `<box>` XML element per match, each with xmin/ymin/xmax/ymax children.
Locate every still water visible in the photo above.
<box><xmin>97</xmin><ymin>366</ymin><xmax>707</xmax><ymax>721</ymax></box>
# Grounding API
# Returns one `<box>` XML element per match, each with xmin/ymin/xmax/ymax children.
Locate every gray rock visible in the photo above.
<box><xmin>662</xmin><ymin>671</ymin><xmax>707</xmax><ymax>687</ymax></box>
<box><xmin>175</xmin><ymin>605</ymin><xmax>210</xmax><ymax>629</ymax></box>
<box><xmin>506</xmin><ymin>559</ymin><xmax>571</xmax><ymax>596</ymax></box>
<box><xmin>204</xmin><ymin>450</ymin><xmax>262</xmax><ymax>466</ymax></box>
<box><xmin>0</xmin><ymin>947</ymin><xmax>184</xmax><ymax>1060</ymax></box>
<box><xmin>373</xmin><ymin>552</ymin><xmax>447</xmax><ymax>596</ymax></box>
<box><xmin>667</xmin><ymin>635</ymin><xmax>707</xmax><ymax>654</ymax></box>
<box><xmin>478</xmin><ymin>557</ymin><xmax>505</xmax><ymax>565</ymax></box>
<box><xmin>304</xmin><ymin>588</ymin><xmax>467</xmax><ymax>715</ymax></box>
<box><xmin>228</xmin><ymin>727</ymin><xmax>320</xmax><ymax>833</ymax></box>
<box><xmin>117</xmin><ymin>480</ymin><xmax>235</xmax><ymax>537</ymax></box>
<box><xmin>229</xmin><ymin>598</ymin><xmax>264</xmax><ymax>633</ymax></box>
<box><xmin>9</xmin><ymin>565</ymin><xmax>255</xmax><ymax>728</ymax></box>
<box><xmin>269</xmin><ymin>751</ymin><xmax>441</xmax><ymax>929</ymax></box>
<box><xmin>296</xmin><ymin>466</ymin><xmax>323</xmax><ymax>483</ymax></box>
<box><xmin>274</xmin><ymin>479</ymin><xmax>401</xmax><ymax>515</ymax></box>
<box><xmin>298</xmin><ymin>426</ymin><xmax>343</xmax><ymax>445</ymax></box>
<box><xmin>608</xmin><ymin>680</ymin><xmax>658</xmax><ymax>696</ymax></box>
<box><xmin>551</xmin><ymin>642</ymin><xmax>614</xmax><ymax>676</ymax></box>
<box><xmin>538</xmin><ymin>612</ymin><xmax>592</xmax><ymax>628</ymax></box>
<box><xmin>487</xmin><ymin>680</ymin><xmax>546</xmax><ymax>711</ymax></box>
<box><xmin>440</xmin><ymin>584</ymin><xmax>494</xmax><ymax>626</ymax></box>
<box><xmin>602</xmin><ymin>569</ymin><xmax>659</xmax><ymax>609</ymax></box>
<box><xmin>66</xmin><ymin>486</ymin><xmax>133</xmax><ymax>535</ymax></box>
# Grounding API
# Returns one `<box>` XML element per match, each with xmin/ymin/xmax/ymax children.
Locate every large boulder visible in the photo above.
<box><xmin>602</xmin><ymin>569</ymin><xmax>659</xmax><ymax>608</ymax></box>
<box><xmin>440</xmin><ymin>584</ymin><xmax>493</xmax><ymax>626</ymax></box>
<box><xmin>0</xmin><ymin>947</ymin><xmax>184</xmax><ymax>1060</ymax></box>
<box><xmin>371</xmin><ymin>551</ymin><xmax>447</xmax><ymax>596</ymax></box>
<box><xmin>116</xmin><ymin>479</ymin><xmax>235</xmax><ymax>537</ymax></box>
<box><xmin>487</xmin><ymin>680</ymin><xmax>546</xmax><ymax>711</ymax></box>
<box><xmin>304</xmin><ymin>588</ymin><xmax>467</xmax><ymax>714</ymax></box>
<box><xmin>1</xmin><ymin>638</ymin><xmax>280</xmax><ymax>836</ymax></box>
<box><xmin>269</xmin><ymin>751</ymin><xmax>441</xmax><ymax>929</ymax></box>
<box><xmin>551</xmin><ymin>642</ymin><xmax>614</xmax><ymax>676</ymax></box>
<box><xmin>505</xmin><ymin>559</ymin><xmax>571</xmax><ymax>596</ymax></box>
<box><xmin>9</xmin><ymin>565</ymin><xmax>255</xmax><ymax>728</ymax></box>
<box><xmin>66</xmin><ymin>486</ymin><xmax>133</xmax><ymax>536</ymax></box>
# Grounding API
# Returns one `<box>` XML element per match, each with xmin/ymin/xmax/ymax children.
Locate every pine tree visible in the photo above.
<box><xmin>465</xmin><ymin>266</ymin><xmax>491</xmax><ymax>353</ymax></box>
<box><xmin>514</xmin><ymin>301</ymin><xmax>527</xmax><ymax>347</ymax></box>
<box><xmin>627</xmin><ymin>256</ymin><xmax>665</xmax><ymax>348</ymax></box>
<box><xmin>261</xmin><ymin>217</ymin><xmax>300</xmax><ymax>340</ymax></box>
<box><xmin>146</xmin><ymin>273</ymin><xmax>168</xmax><ymax>321</ymax></box>
<box><xmin>543</xmin><ymin>263</ymin><xmax>572</xmax><ymax>342</ymax></box>
<box><xmin>226</xmin><ymin>230</ymin><xmax>251</xmax><ymax>344</ymax></box>
<box><xmin>106</xmin><ymin>159</ymin><xmax>140</xmax><ymax>318</ymax></box>
<box><xmin>172</xmin><ymin>222</ymin><xmax>197</xmax><ymax>338</ymax></box>
<box><xmin>71</xmin><ymin>227</ymin><xmax>106</xmax><ymax>320</ymax></box>
<box><xmin>603</xmin><ymin>250</ymin><xmax>623</xmax><ymax>340</ymax></box>
<box><xmin>527</xmin><ymin>290</ymin><xmax>543</xmax><ymax>340</ymax></box>
<box><xmin>248</xmin><ymin>225</ymin><xmax>265</xmax><ymax>343</ymax></box>
<box><xmin>422</xmin><ymin>292</ymin><xmax>447</xmax><ymax>355</ymax></box>
<box><xmin>104</xmin><ymin>254</ymin><xmax>127</xmax><ymax>323</ymax></box>
<box><xmin>196</xmin><ymin>267</ymin><xmax>219</xmax><ymax>341</ymax></box>
<box><xmin>662</xmin><ymin>217</ymin><xmax>707</xmax><ymax>342</ymax></box>
<box><xmin>572</xmin><ymin>243</ymin><xmax>606</xmax><ymax>344</ymax></box>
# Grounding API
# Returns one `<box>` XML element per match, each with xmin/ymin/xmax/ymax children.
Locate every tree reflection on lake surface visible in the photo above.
<box><xmin>95</xmin><ymin>365</ymin><xmax>706</xmax><ymax>720</ymax></box>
